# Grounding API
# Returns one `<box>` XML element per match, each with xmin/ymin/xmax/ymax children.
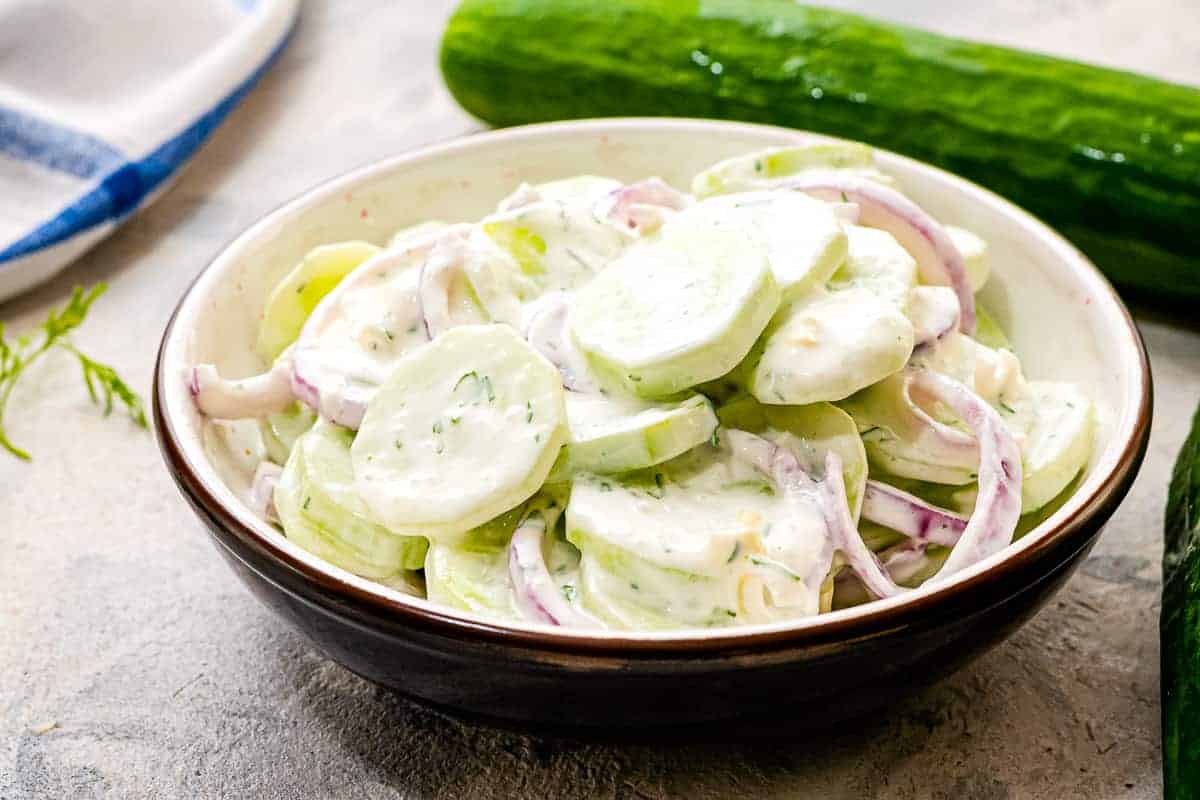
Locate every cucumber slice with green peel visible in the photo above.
<box><xmin>548</xmin><ymin>392</ymin><xmax>718</xmax><ymax>481</ymax></box>
<box><xmin>257</xmin><ymin>241</ymin><xmax>382</xmax><ymax>361</ymax></box>
<box><xmin>1006</xmin><ymin>381</ymin><xmax>1094</xmax><ymax>513</ymax></box>
<box><xmin>571</xmin><ymin>533</ymin><xmax>738</xmax><ymax>630</ymax></box>
<box><xmin>571</xmin><ymin>209</ymin><xmax>782</xmax><ymax>397</ymax></box>
<box><xmin>259</xmin><ymin>402</ymin><xmax>316</xmax><ymax>465</ymax></box>
<box><xmin>691</xmin><ymin>143</ymin><xmax>876</xmax><ymax>198</ymax></box>
<box><xmin>274</xmin><ymin>429</ymin><xmax>428</xmax><ymax>578</ymax></box>
<box><xmin>717</xmin><ymin>397</ymin><xmax>868</xmax><ymax>521</ymax></box>
<box><xmin>352</xmin><ymin>324</ymin><xmax>567</xmax><ymax>541</ymax></box>
<box><xmin>424</xmin><ymin>506</ymin><xmax>526</xmax><ymax>619</ymax></box>
<box><xmin>946</xmin><ymin>225</ymin><xmax>991</xmax><ymax>294</ymax></box>
<box><xmin>829</xmin><ymin>225</ymin><xmax>918</xmax><ymax>308</ymax></box>
<box><xmin>748</xmin><ymin>288</ymin><xmax>914</xmax><ymax>406</ymax></box>
<box><xmin>684</xmin><ymin>191</ymin><xmax>847</xmax><ymax>302</ymax></box>
<box><xmin>387</xmin><ymin>221</ymin><xmax>448</xmax><ymax>249</ymax></box>
<box><xmin>481</xmin><ymin>198</ymin><xmax>627</xmax><ymax>294</ymax></box>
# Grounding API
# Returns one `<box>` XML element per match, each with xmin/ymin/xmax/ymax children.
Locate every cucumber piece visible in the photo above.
<box><xmin>685</xmin><ymin>191</ymin><xmax>847</xmax><ymax>301</ymax></box>
<box><xmin>829</xmin><ymin>225</ymin><xmax>918</xmax><ymax>308</ymax></box>
<box><xmin>442</xmin><ymin>0</ymin><xmax>1200</xmax><ymax>301</ymax></box>
<box><xmin>1163</xmin><ymin>402</ymin><xmax>1200</xmax><ymax>798</ymax></box>
<box><xmin>481</xmin><ymin>198</ymin><xmax>627</xmax><ymax>295</ymax></box>
<box><xmin>274</xmin><ymin>425</ymin><xmax>428</xmax><ymax>578</ymax></box>
<box><xmin>691</xmin><ymin>143</ymin><xmax>876</xmax><ymax>198</ymax></box>
<box><xmin>946</xmin><ymin>225</ymin><xmax>990</xmax><ymax>294</ymax></box>
<box><xmin>259</xmin><ymin>401</ymin><xmax>316</xmax><ymax>465</ymax></box>
<box><xmin>571</xmin><ymin>207</ymin><xmax>781</xmax><ymax>397</ymax></box>
<box><xmin>352</xmin><ymin>324</ymin><xmax>567</xmax><ymax>540</ymax></box>
<box><xmin>257</xmin><ymin>241</ymin><xmax>382</xmax><ymax>361</ymax></box>
<box><xmin>548</xmin><ymin>392</ymin><xmax>717</xmax><ymax>481</ymax></box>
<box><xmin>566</xmin><ymin>442</ymin><xmax>833</xmax><ymax>627</ymax></box>
<box><xmin>748</xmin><ymin>288</ymin><xmax>914</xmax><ymax>406</ymax></box>
<box><xmin>388</xmin><ymin>221</ymin><xmax>449</xmax><ymax>249</ymax></box>
<box><xmin>424</xmin><ymin>506</ymin><xmax>525</xmax><ymax>619</ymax></box>
<box><xmin>571</xmin><ymin>533</ymin><xmax>736</xmax><ymax>630</ymax></box>
<box><xmin>974</xmin><ymin>305</ymin><xmax>1012</xmax><ymax>352</ymax></box>
<box><xmin>717</xmin><ymin>397</ymin><xmax>868</xmax><ymax>520</ymax></box>
<box><xmin>1006</xmin><ymin>381</ymin><xmax>1094</xmax><ymax>513</ymax></box>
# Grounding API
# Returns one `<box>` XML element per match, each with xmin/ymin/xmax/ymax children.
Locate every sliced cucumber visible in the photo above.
<box><xmin>424</xmin><ymin>506</ymin><xmax>526</xmax><ymax>619</ymax></box>
<box><xmin>567</xmin><ymin>442</ymin><xmax>833</xmax><ymax>627</ymax></box>
<box><xmin>946</xmin><ymin>225</ymin><xmax>991</xmax><ymax>294</ymax></box>
<box><xmin>974</xmin><ymin>305</ymin><xmax>1012</xmax><ymax>351</ymax></box>
<box><xmin>352</xmin><ymin>324</ymin><xmax>567</xmax><ymax>541</ymax></box>
<box><xmin>717</xmin><ymin>397</ymin><xmax>868</xmax><ymax>520</ymax></box>
<box><xmin>257</xmin><ymin>241</ymin><xmax>382</xmax><ymax>361</ymax></box>
<box><xmin>571</xmin><ymin>533</ymin><xmax>737</xmax><ymax>630</ymax></box>
<box><xmin>683</xmin><ymin>191</ymin><xmax>847</xmax><ymax>301</ymax></box>
<box><xmin>1009</xmin><ymin>381</ymin><xmax>1095</xmax><ymax>513</ymax></box>
<box><xmin>259</xmin><ymin>401</ymin><xmax>316</xmax><ymax>465</ymax></box>
<box><xmin>691</xmin><ymin>142</ymin><xmax>876</xmax><ymax>198</ymax></box>
<box><xmin>829</xmin><ymin>225</ymin><xmax>918</xmax><ymax>308</ymax></box>
<box><xmin>274</xmin><ymin>425</ymin><xmax>428</xmax><ymax>578</ymax></box>
<box><xmin>548</xmin><ymin>392</ymin><xmax>717</xmax><ymax>481</ymax></box>
<box><xmin>748</xmin><ymin>288</ymin><xmax>914</xmax><ymax>406</ymax></box>
<box><xmin>571</xmin><ymin>208</ymin><xmax>781</xmax><ymax>397</ymax></box>
<box><xmin>481</xmin><ymin>198</ymin><xmax>627</xmax><ymax>294</ymax></box>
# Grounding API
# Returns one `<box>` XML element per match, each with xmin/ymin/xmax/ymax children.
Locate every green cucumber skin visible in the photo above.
<box><xmin>441</xmin><ymin>0</ymin><xmax>1200</xmax><ymax>299</ymax></box>
<box><xmin>1164</xmin><ymin>403</ymin><xmax>1200</xmax><ymax>797</ymax></box>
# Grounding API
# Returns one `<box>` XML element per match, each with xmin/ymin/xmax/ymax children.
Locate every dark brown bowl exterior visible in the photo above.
<box><xmin>154</xmin><ymin>309</ymin><xmax>1150</xmax><ymax>727</ymax></box>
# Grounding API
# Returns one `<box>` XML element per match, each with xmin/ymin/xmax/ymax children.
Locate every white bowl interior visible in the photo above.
<box><xmin>162</xmin><ymin>119</ymin><xmax>1146</xmax><ymax>640</ymax></box>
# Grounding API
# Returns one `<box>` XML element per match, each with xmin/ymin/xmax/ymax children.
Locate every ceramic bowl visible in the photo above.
<box><xmin>154</xmin><ymin>119</ymin><xmax>1151</xmax><ymax>728</ymax></box>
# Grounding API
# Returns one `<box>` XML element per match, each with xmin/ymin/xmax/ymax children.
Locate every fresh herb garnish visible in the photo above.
<box><xmin>525</xmin><ymin>400</ymin><xmax>533</xmax><ymax>423</ymax></box>
<box><xmin>0</xmin><ymin>284</ymin><xmax>146</xmax><ymax>460</ymax></box>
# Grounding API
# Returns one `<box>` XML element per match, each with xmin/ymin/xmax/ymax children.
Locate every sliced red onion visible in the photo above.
<box><xmin>820</xmin><ymin>451</ymin><xmax>903</xmax><ymax>599</ymax></box>
<box><xmin>902</xmin><ymin>370</ymin><xmax>979</xmax><ymax>456</ymax></box>
<box><xmin>911</xmin><ymin>370</ymin><xmax>1023</xmax><ymax>579</ymax></box>
<box><xmin>522</xmin><ymin>293</ymin><xmax>599</xmax><ymax>393</ymax></box>
<box><xmin>249</xmin><ymin>461</ymin><xmax>282</xmax><ymax>524</ymax></box>
<box><xmin>597</xmin><ymin>177</ymin><xmax>691</xmax><ymax>234</ymax></box>
<box><xmin>908</xmin><ymin>286</ymin><xmax>961</xmax><ymax>347</ymax></box>
<box><xmin>861</xmin><ymin>479</ymin><xmax>966</xmax><ymax>547</ymax></box>
<box><xmin>724</xmin><ymin>429</ymin><xmax>901</xmax><ymax>600</ymax></box>
<box><xmin>508</xmin><ymin>504</ymin><xmax>591</xmax><ymax>627</ymax></box>
<box><xmin>189</xmin><ymin>353</ymin><xmax>295</xmax><ymax>420</ymax></box>
<box><xmin>784</xmin><ymin>171</ymin><xmax>975</xmax><ymax>333</ymax></box>
<box><xmin>497</xmin><ymin>182</ymin><xmax>542</xmax><ymax>212</ymax></box>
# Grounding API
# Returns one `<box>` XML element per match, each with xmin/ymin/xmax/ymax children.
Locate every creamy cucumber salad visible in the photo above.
<box><xmin>190</xmin><ymin>142</ymin><xmax>1094</xmax><ymax>630</ymax></box>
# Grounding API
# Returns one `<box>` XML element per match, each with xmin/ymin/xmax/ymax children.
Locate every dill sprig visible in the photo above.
<box><xmin>0</xmin><ymin>284</ymin><xmax>146</xmax><ymax>460</ymax></box>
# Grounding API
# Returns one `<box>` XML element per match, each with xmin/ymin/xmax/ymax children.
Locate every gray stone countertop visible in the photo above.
<box><xmin>2</xmin><ymin>1</ymin><xmax>1197</xmax><ymax>797</ymax></box>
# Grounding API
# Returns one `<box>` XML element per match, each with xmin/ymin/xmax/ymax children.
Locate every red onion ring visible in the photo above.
<box><xmin>508</xmin><ymin>503</ymin><xmax>591</xmax><ymax>627</ymax></box>
<box><xmin>861</xmin><ymin>479</ymin><xmax>966</xmax><ymax>547</ymax></box>
<box><xmin>189</xmin><ymin>353</ymin><xmax>295</xmax><ymax>420</ymax></box>
<box><xmin>784</xmin><ymin>171</ymin><xmax>975</xmax><ymax>334</ymax></box>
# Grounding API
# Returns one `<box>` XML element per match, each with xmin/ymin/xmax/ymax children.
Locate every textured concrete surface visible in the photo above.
<box><xmin>1</xmin><ymin>1</ymin><xmax>1197</xmax><ymax>797</ymax></box>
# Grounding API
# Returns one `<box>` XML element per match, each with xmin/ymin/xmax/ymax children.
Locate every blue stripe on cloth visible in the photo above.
<box><xmin>0</xmin><ymin>22</ymin><xmax>294</xmax><ymax>263</ymax></box>
<box><xmin>0</xmin><ymin>106</ymin><xmax>127</xmax><ymax>178</ymax></box>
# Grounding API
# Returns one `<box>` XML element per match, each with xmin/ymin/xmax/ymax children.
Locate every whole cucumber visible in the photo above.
<box><xmin>1164</xmin><ymin>403</ymin><xmax>1200</xmax><ymax>797</ymax></box>
<box><xmin>441</xmin><ymin>0</ymin><xmax>1200</xmax><ymax>300</ymax></box>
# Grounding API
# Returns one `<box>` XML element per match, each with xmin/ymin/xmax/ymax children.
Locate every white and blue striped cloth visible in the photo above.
<box><xmin>0</xmin><ymin>0</ymin><xmax>299</xmax><ymax>301</ymax></box>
